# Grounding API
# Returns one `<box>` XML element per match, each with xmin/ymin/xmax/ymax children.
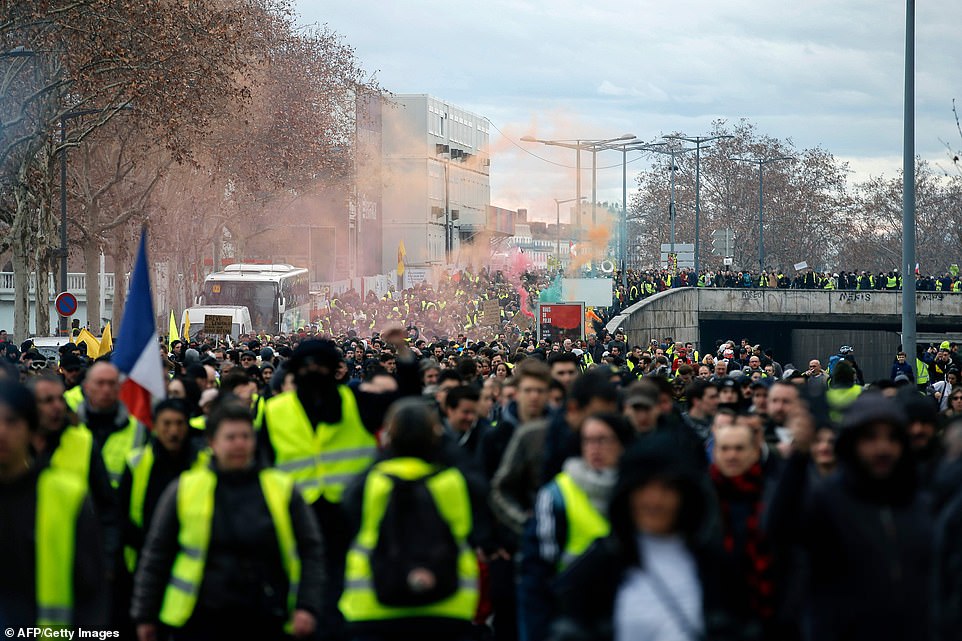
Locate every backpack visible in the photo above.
<box><xmin>370</xmin><ymin>470</ymin><xmax>460</xmax><ymax>607</ymax></box>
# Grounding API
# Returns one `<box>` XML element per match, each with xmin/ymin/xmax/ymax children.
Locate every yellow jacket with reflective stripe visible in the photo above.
<box><xmin>36</xmin><ymin>467</ymin><xmax>88</xmax><ymax>627</ymax></box>
<box><xmin>124</xmin><ymin>444</ymin><xmax>210</xmax><ymax>573</ymax></box>
<box><xmin>77</xmin><ymin>406</ymin><xmax>146</xmax><ymax>489</ymax></box>
<box><xmin>340</xmin><ymin>457</ymin><xmax>479</xmax><ymax>622</ymax></box>
<box><xmin>49</xmin><ymin>425</ymin><xmax>94</xmax><ymax>481</ymax></box>
<box><xmin>158</xmin><ymin>467</ymin><xmax>301</xmax><ymax>631</ymax></box>
<box><xmin>263</xmin><ymin>386</ymin><xmax>375</xmax><ymax>504</ymax></box>
<box><xmin>63</xmin><ymin>386</ymin><xmax>84</xmax><ymax>412</ymax></box>
<box><xmin>554</xmin><ymin>472</ymin><xmax>609</xmax><ymax>570</ymax></box>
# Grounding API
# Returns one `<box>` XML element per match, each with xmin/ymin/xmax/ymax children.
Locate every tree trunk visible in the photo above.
<box><xmin>83</xmin><ymin>240</ymin><xmax>102</xmax><ymax>333</ymax></box>
<box><xmin>12</xmin><ymin>181</ymin><xmax>34</xmax><ymax>341</ymax></box>
<box><xmin>109</xmin><ymin>230</ymin><xmax>131</xmax><ymax>331</ymax></box>
<box><xmin>35</xmin><ymin>254</ymin><xmax>51</xmax><ymax>336</ymax></box>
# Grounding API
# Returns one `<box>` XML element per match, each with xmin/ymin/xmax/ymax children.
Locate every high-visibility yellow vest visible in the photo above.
<box><xmin>80</xmin><ymin>414</ymin><xmax>146</xmax><ymax>489</ymax></box>
<box><xmin>36</xmin><ymin>467</ymin><xmax>88</xmax><ymax>628</ymax></box>
<box><xmin>158</xmin><ymin>467</ymin><xmax>300</xmax><ymax>632</ymax></box>
<box><xmin>189</xmin><ymin>415</ymin><xmax>206</xmax><ymax>432</ymax></box>
<box><xmin>49</xmin><ymin>425</ymin><xmax>94</xmax><ymax>481</ymax></box>
<box><xmin>340</xmin><ymin>457</ymin><xmax>479</xmax><ymax>623</ymax></box>
<box><xmin>887</xmin><ymin>276</ymin><xmax>898</xmax><ymax>289</ymax></box>
<box><xmin>263</xmin><ymin>386</ymin><xmax>375</xmax><ymax>504</ymax></box>
<box><xmin>124</xmin><ymin>444</ymin><xmax>211</xmax><ymax>573</ymax></box>
<box><xmin>63</xmin><ymin>386</ymin><xmax>84</xmax><ymax>412</ymax></box>
<box><xmin>916</xmin><ymin>359</ymin><xmax>930</xmax><ymax>386</ymax></box>
<box><xmin>826</xmin><ymin>385</ymin><xmax>863</xmax><ymax>423</ymax></box>
<box><xmin>554</xmin><ymin>472</ymin><xmax>609</xmax><ymax>570</ymax></box>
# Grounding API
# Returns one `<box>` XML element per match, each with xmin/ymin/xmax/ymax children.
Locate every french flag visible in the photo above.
<box><xmin>113</xmin><ymin>228</ymin><xmax>165</xmax><ymax>428</ymax></box>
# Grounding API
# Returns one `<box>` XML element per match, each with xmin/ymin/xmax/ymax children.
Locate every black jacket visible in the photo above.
<box><xmin>130</xmin><ymin>464</ymin><xmax>325</xmax><ymax>626</ymax></box>
<box><xmin>0</xmin><ymin>466</ymin><xmax>107</xmax><ymax>629</ymax></box>
<box><xmin>768</xmin><ymin>400</ymin><xmax>933</xmax><ymax>641</ymax></box>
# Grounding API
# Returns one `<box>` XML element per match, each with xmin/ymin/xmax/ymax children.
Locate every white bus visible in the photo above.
<box><xmin>197</xmin><ymin>264</ymin><xmax>310</xmax><ymax>335</ymax></box>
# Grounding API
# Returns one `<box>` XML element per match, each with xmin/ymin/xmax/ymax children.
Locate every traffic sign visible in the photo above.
<box><xmin>55</xmin><ymin>292</ymin><xmax>78</xmax><ymax>317</ymax></box>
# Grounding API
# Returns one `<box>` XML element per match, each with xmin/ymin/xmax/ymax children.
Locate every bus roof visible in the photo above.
<box><xmin>205</xmin><ymin>264</ymin><xmax>308</xmax><ymax>282</ymax></box>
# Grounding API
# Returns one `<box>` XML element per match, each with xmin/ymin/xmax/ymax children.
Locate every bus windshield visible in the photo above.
<box><xmin>202</xmin><ymin>281</ymin><xmax>277</xmax><ymax>332</ymax></box>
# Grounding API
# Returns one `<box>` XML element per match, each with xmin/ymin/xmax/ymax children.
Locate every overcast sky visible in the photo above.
<box><xmin>296</xmin><ymin>0</ymin><xmax>962</xmax><ymax>219</ymax></box>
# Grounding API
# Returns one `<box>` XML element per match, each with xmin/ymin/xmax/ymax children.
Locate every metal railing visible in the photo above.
<box><xmin>0</xmin><ymin>272</ymin><xmax>117</xmax><ymax>296</ymax></box>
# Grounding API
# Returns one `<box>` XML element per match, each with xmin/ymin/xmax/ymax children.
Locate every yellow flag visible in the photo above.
<box><xmin>75</xmin><ymin>328</ymin><xmax>101</xmax><ymax>359</ymax></box>
<box><xmin>168</xmin><ymin>310</ymin><xmax>179</xmax><ymax>349</ymax></box>
<box><xmin>99</xmin><ymin>322</ymin><xmax>113</xmax><ymax>357</ymax></box>
<box><xmin>182</xmin><ymin>310</ymin><xmax>191</xmax><ymax>342</ymax></box>
<box><xmin>397</xmin><ymin>240</ymin><xmax>406</xmax><ymax>277</ymax></box>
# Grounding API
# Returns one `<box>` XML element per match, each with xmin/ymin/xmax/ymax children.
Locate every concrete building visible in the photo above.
<box><xmin>379</xmin><ymin>95</ymin><xmax>491</xmax><ymax>271</ymax></box>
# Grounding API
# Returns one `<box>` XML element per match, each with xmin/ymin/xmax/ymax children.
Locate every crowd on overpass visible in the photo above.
<box><xmin>314</xmin><ymin>265</ymin><xmax>960</xmax><ymax>341</ymax></box>
<box><xmin>4</xmin><ymin>286</ymin><xmax>962</xmax><ymax>641</ymax></box>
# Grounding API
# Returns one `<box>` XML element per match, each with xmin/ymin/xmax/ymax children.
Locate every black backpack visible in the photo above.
<box><xmin>370</xmin><ymin>470</ymin><xmax>461</xmax><ymax>607</ymax></box>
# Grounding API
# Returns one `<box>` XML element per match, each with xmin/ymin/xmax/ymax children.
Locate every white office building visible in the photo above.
<box><xmin>379</xmin><ymin>94</ymin><xmax>491</xmax><ymax>271</ymax></box>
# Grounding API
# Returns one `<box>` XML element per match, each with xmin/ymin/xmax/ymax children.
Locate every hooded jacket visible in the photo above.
<box><xmin>797</xmin><ymin>393</ymin><xmax>933</xmax><ymax>641</ymax></box>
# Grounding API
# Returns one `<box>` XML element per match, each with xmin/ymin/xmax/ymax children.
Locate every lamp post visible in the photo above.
<box><xmin>521</xmin><ymin>134</ymin><xmax>636</xmax><ymax>232</ymax></box>
<box><xmin>662</xmin><ymin>134</ymin><xmax>733</xmax><ymax>273</ymax></box>
<box><xmin>643</xmin><ymin>145</ymin><xmax>695</xmax><ymax>264</ymax></box>
<box><xmin>596</xmin><ymin>141</ymin><xmax>667</xmax><ymax>287</ymax></box>
<box><xmin>554</xmin><ymin>196</ymin><xmax>586</xmax><ymax>266</ymax></box>
<box><xmin>902</xmin><ymin>0</ymin><xmax>916</xmax><ymax>374</ymax></box>
<box><xmin>59</xmin><ymin>106</ymin><xmax>131</xmax><ymax>334</ymax></box>
<box><xmin>730</xmin><ymin>155</ymin><xmax>793</xmax><ymax>273</ymax></box>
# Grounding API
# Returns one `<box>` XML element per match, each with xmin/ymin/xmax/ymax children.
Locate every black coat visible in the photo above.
<box><xmin>0</xmin><ymin>466</ymin><xmax>107</xmax><ymax>629</ymax></box>
<box><xmin>769</xmin><ymin>408</ymin><xmax>933</xmax><ymax>641</ymax></box>
<box><xmin>130</xmin><ymin>464</ymin><xmax>325</xmax><ymax>627</ymax></box>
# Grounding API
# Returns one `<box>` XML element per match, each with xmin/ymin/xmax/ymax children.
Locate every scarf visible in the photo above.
<box><xmin>562</xmin><ymin>457</ymin><xmax>618</xmax><ymax>516</ymax></box>
<box><xmin>709</xmin><ymin>462</ymin><xmax>774</xmax><ymax>619</ymax></box>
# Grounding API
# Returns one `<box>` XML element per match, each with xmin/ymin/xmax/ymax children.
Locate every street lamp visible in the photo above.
<box><xmin>902</xmin><ymin>0</ymin><xmax>917</xmax><ymax>373</ymax></box>
<box><xmin>663</xmin><ymin>134</ymin><xmax>733</xmax><ymax>273</ymax></box>
<box><xmin>644</xmin><ymin>144</ymin><xmax>695</xmax><ymax>263</ymax></box>
<box><xmin>596</xmin><ymin>140</ymin><xmax>666</xmax><ymax>287</ymax></box>
<box><xmin>553</xmin><ymin>196</ymin><xmax>586</xmax><ymax>264</ymax></box>
<box><xmin>521</xmin><ymin>134</ymin><xmax>635</xmax><ymax>228</ymax></box>
<box><xmin>59</xmin><ymin>105</ymin><xmax>131</xmax><ymax>334</ymax></box>
<box><xmin>729</xmin><ymin>155</ymin><xmax>794</xmax><ymax>273</ymax></box>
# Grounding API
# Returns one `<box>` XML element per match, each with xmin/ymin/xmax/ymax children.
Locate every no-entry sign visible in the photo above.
<box><xmin>55</xmin><ymin>292</ymin><xmax>78</xmax><ymax>317</ymax></box>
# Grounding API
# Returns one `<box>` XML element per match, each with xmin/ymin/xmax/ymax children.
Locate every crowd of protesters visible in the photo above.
<box><xmin>307</xmin><ymin>265</ymin><xmax>962</xmax><ymax>340</ymax></box>
<box><xmin>4</xmin><ymin>300</ymin><xmax>962</xmax><ymax>641</ymax></box>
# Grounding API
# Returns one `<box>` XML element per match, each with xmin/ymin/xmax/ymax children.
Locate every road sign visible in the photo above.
<box><xmin>55</xmin><ymin>292</ymin><xmax>78</xmax><ymax>317</ymax></box>
<box><xmin>710</xmin><ymin>228</ymin><xmax>734</xmax><ymax>257</ymax></box>
<box><xmin>203</xmin><ymin>314</ymin><xmax>233</xmax><ymax>335</ymax></box>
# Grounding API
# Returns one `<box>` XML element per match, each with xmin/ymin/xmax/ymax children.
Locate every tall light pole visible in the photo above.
<box><xmin>597</xmin><ymin>141</ymin><xmax>666</xmax><ymax>287</ymax></box>
<box><xmin>902</xmin><ymin>0</ymin><xmax>916</xmax><ymax>373</ymax></box>
<box><xmin>730</xmin><ymin>155</ymin><xmax>793</xmax><ymax>273</ymax></box>
<box><xmin>663</xmin><ymin>134</ymin><xmax>733</xmax><ymax>273</ymax></box>
<box><xmin>59</xmin><ymin>109</ymin><xmax>106</xmax><ymax>334</ymax></box>
<box><xmin>521</xmin><ymin>133</ymin><xmax>635</xmax><ymax>233</ymax></box>
<box><xmin>59</xmin><ymin>105</ymin><xmax>132</xmax><ymax>334</ymax></box>
<box><xmin>644</xmin><ymin>145</ymin><xmax>695</xmax><ymax>264</ymax></box>
<box><xmin>554</xmin><ymin>196</ymin><xmax>586</xmax><ymax>264</ymax></box>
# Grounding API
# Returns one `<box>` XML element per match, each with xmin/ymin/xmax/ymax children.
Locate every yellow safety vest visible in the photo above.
<box><xmin>263</xmin><ymin>386</ymin><xmax>375</xmax><ymax>504</ymax></box>
<box><xmin>554</xmin><ymin>472</ymin><xmax>609</xmax><ymax>570</ymax></box>
<box><xmin>77</xmin><ymin>408</ymin><xmax>146</xmax><ymax>489</ymax></box>
<box><xmin>49</xmin><ymin>425</ymin><xmax>94</xmax><ymax>481</ymax></box>
<box><xmin>124</xmin><ymin>444</ymin><xmax>211</xmax><ymax>573</ymax></box>
<box><xmin>36</xmin><ymin>467</ymin><xmax>88</xmax><ymax>627</ymax></box>
<box><xmin>340</xmin><ymin>457</ymin><xmax>479</xmax><ymax>623</ymax></box>
<box><xmin>63</xmin><ymin>386</ymin><xmax>84</xmax><ymax>412</ymax></box>
<box><xmin>158</xmin><ymin>467</ymin><xmax>301</xmax><ymax>632</ymax></box>
<box><xmin>826</xmin><ymin>385</ymin><xmax>863</xmax><ymax>423</ymax></box>
<box><xmin>916</xmin><ymin>359</ymin><xmax>930</xmax><ymax>386</ymax></box>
